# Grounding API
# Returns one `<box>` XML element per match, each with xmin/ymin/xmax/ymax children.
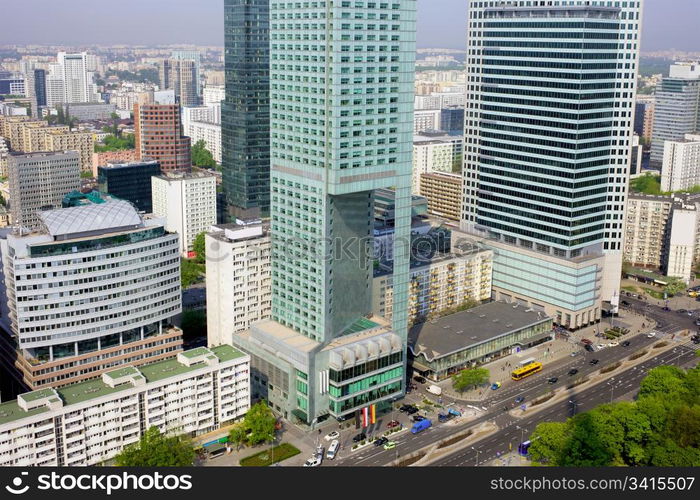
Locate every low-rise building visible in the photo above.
<box><xmin>0</xmin><ymin>345</ymin><xmax>250</xmax><ymax>467</ymax></box>
<box><xmin>91</xmin><ymin>149</ymin><xmax>139</xmax><ymax>176</ymax></box>
<box><xmin>413</xmin><ymin>109</ymin><xmax>441</xmax><ymax>134</ymax></box>
<box><xmin>419</xmin><ymin>171</ymin><xmax>462</xmax><ymax>221</ymax></box>
<box><xmin>408</xmin><ymin>301</ymin><xmax>554</xmax><ymax>381</ymax></box>
<box><xmin>97</xmin><ymin>160</ymin><xmax>162</xmax><ymax>213</ymax></box>
<box><xmin>60</xmin><ymin>103</ymin><xmax>117</xmax><ymax>121</ymax></box>
<box><xmin>412</xmin><ymin>133</ymin><xmax>462</xmax><ymax>193</ymax></box>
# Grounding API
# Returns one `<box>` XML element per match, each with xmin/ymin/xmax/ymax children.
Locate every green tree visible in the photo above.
<box><xmin>664</xmin><ymin>278</ymin><xmax>686</xmax><ymax>297</ymax></box>
<box><xmin>115</xmin><ymin>426</ymin><xmax>195</xmax><ymax>466</ymax></box>
<box><xmin>529</xmin><ymin>422</ymin><xmax>569</xmax><ymax>466</ymax></box>
<box><xmin>451</xmin><ymin>367</ymin><xmax>490</xmax><ymax>393</ymax></box>
<box><xmin>192</xmin><ymin>232</ymin><xmax>206</xmax><ymax>264</ymax></box>
<box><xmin>244</xmin><ymin>401</ymin><xmax>277</xmax><ymax>446</ymax></box>
<box><xmin>191</xmin><ymin>139</ymin><xmax>217</xmax><ymax>168</ymax></box>
<box><xmin>228</xmin><ymin>423</ymin><xmax>248</xmax><ymax>451</ymax></box>
<box><xmin>181</xmin><ymin>258</ymin><xmax>204</xmax><ymax>288</ymax></box>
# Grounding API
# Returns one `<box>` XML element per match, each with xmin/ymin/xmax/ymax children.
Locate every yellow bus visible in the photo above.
<box><xmin>511</xmin><ymin>361</ymin><xmax>543</xmax><ymax>381</ymax></box>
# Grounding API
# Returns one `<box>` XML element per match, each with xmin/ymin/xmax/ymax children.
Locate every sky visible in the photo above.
<box><xmin>0</xmin><ymin>0</ymin><xmax>698</xmax><ymax>51</ymax></box>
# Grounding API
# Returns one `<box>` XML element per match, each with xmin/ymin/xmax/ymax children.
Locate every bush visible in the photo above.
<box><xmin>600</xmin><ymin>362</ymin><xmax>622</xmax><ymax>374</ymax></box>
<box><xmin>629</xmin><ymin>350</ymin><xmax>648</xmax><ymax>361</ymax></box>
<box><xmin>531</xmin><ymin>392</ymin><xmax>556</xmax><ymax>406</ymax></box>
<box><xmin>239</xmin><ymin>443</ymin><xmax>300</xmax><ymax>467</ymax></box>
<box><xmin>653</xmin><ymin>341</ymin><xmax>669</xmax><ymax>349</ymax></box>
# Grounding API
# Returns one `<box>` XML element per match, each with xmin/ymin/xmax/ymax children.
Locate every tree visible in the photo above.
<box><xmin>664</xmin><ymin>278</ymin><xmax>686</xmax><ymax>298</ymax></box>
<box><xmin>243</xmin><ymin>401</ymin><xmax>277</xmax><ymax>446</ymax></box>
<box><xmin>192</xmin><ymin>232</ymin><xmax>206</xmax><ymax>264</ymax></box>
<box><xmin>451</xmin><ymin>367</ymin><xmax>490</xmax><ymax>393</ymax></box>
<box><xmin>181</xmin><ymin>258</ymin><xmax>204</xmax><ymax>288</ymax></box>
<box><xmin>529</xmin><ymin>422</ymin><xmax>569</xmax><ymax>466</ymax></box>
<box><xmin>114</xmin><ymin>426</ymin><xmax>195</xmax><ymax>466</ymax></box>
<box><xmin>191</xmin><ymin>139</ymin><xmax>217</xmax><ymax>168</ymax></box>
<box><xmin>228</xmin><ymin>423</ymin><xmax>248</xmax><ymax>451</ymax></box>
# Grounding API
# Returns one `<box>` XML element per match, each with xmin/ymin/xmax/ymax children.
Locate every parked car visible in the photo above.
<box><xmin>324</xmin><ymin>431</ymin><xmax>340</xmax><ymax>441</ymax></box>
<box><xmin>413</xmin><ymin>375</ymin><xmax>427</xmax><ymax>384</ymax></box>
<box><xmin>621</xmin><ymin>300</ymin><xmax>630</xmax><ymax>306</ymax></box>
<box><xmin>548</xmin><ymin>377</ymin><xmax>558</xmax><ymax>384</ymax></box>
<box><xmin>515</xmin><ymin>396</ymin><xmax>525</xmax><ymax>404</ymax></box>
<box><xmin>608</xmin><ymin>341</ymin><xmax>619</xmax><ymax>347</ymax></box>
<box><xmin>399</xmin><ymin>404</ymin><xmax>413</xmax><ymax>413</ymax></box>
<box><xmin>678</xmin><ymin>309</ymin><xmax>688</xmax><ymax>314</ymax></box>
<box><xmin>568</xmin><ymin>368</ymin><xmax>579</xmax><ymax>376</ymax></box>
<box><xmin>374</xmin><ymin>437</ymin><xmax>389</xmax><ymax>447</ymax></box>
<box><xmin>411</xmin><ymin>415</ymin><xmax>426</xmax><ymax>422</ymax></box>
<box><xmin>303</xmin><ymin>456</ymin><xmax>322</xmax><ymax>467</ymax></box>
<box><xmin>387</xmin><ymin>420</ymin><xmax>401</xmax><ymax>429</ymax></box>
<box><xmin>352</xmin><ymin>432</ymin><xmax>367</xmax><ymax>443</ymax></box>
<box><xmin>584</xmin><ymin>344</ymin><xmax>595</xmax><ymax>352</ymax></box>
<box><xmin>647</xmin><ymin>332</ymin><xmax>657</xmax><ymax>338</ymax></box>
<box><xmin>663</xmin><ymin>306</ymin><xmax>670</xmax><ymax>311</ymax></box>
<box><xmin>426</xmin><ymin>384</ymin><xmax>442</xmax><ymax>396</ymax></box>
<box><xmin>491</xmin><ymin>382</ymin><xmax>502</xmax><ymax>390</ymax></box>
<box><xmin>410</xmin><ymin>418</ymin><xmax>432</xmax><ymax>434</ymax></box>
<box><xmin>438</xmin><ymin>413</ymin><xmax>449</xmax><ymax>423</ymax></box>
<box><xmin>596</xmin><ymin>344</ymin><xmax>606</xmax><ymax>350</ymax></box>
<box><xmin>406</xmin><ymin>406</ymin><xmax>419</xmax><ymax>415</ymax></box>
<box><xmin>589</xmin><ymin>359</ymin><xmax>599</xmax><ymax>365</ymax></box>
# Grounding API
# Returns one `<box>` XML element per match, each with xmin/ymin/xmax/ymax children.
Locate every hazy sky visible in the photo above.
<box><xmin>0</xmin><ymin>0</ymin><xmax>698</xmax><ymax>51</ymax></box>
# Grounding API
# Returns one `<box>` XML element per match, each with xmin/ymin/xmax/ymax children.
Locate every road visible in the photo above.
<box><xmin>326</xmin><ymin>306</ymin><xmax>697</xmax><ymax>467</ymax></box>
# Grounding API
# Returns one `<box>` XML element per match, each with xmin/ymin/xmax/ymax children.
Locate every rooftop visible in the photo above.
<box><xmin>408</xmin><ymin>301</ymin><xmax>552</xmax><ymax>361</ymax></box>
<box><xmin>0</xmin><ymin>345</ymin><xmax>248</xmax><ymax>427</ymax></box>
<box><xmin>38</xmin><ymin>199</ymin><xmax>142</xmax><ymax>238</ymax></box>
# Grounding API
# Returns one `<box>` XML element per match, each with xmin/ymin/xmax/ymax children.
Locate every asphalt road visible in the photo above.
<box><xmin>326</xmin><ymin>305</ymin><xmax>697</xmax><ymax>467</ymax></box>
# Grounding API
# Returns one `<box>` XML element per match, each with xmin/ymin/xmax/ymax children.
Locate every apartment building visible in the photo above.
<box><xmin>0</xmin><ymin>345</ymin><xmax>250</xmax><ymax>467</ymax></box>
<box><xmin>134</xmin><ymin>103</ymin><xmax>191</xmax><ymax>173</ymax></box>
<box><xmin>419</xmin><ymin>171</ymin><xmax>462</xmax><ymax>221</ymax></box>
<box><xmin>414</xmin><ymin>109</ymin><xmax>441</xmax><ymax>134</ymax></box>
<box><xmin>41</xmin><ymin>129</ymin><xmax>94</xmax><ymax>173</ymax></box>
<box><xmin>206</xmin><ymin>221</ymin><xmax>271</xmax><ymax>347</ymax></box>
<box><xmin>661</xmin><ymin>134</ymin><xmax>700</xmax><ymax>192</ymax></box>
<box><xmin>624</xmin><ymin>194</ymin><xmax>673</xmax><ymax>270</ymax></box>
<box><xmin>412</xmin><ymin>133</ymin><xmax>462</xmax><ymax>193</ymax></box>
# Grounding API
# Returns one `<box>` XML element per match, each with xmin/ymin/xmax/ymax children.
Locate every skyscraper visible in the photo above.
<box><xmin>650</xmin><ymin>62</ymin><xmax>700</xmax><ymax>165</ymax></box>
<box><xmin>171</xmin><ymin>50</ymin><xmax>202</xmax><ymax>98</ymax></box>
<box><xmin>228</xmin><ymin>0</ymin><xmax>416</xmax><ymax>424</ymax></box>
<box><xmin>159</xmin><ymin>58</ymin><xmax>199</xmax><ymax>107</ymax></box>
<box><xmin>56</xmin><ymin>52</ymin><xmax>99</xmax><ymax>104</ymax></box>
<box><xmin>221</xmin><ymin>0</ymin><xmax>270</xmax><ymax>219</ymax></box>
<box><xmin>461</xmin><ymin>0</ymin><xmax>642</xmax><ymax>330</ymax></box>
<box><xmin>134</xmin><ymin>103</ymin><xmax>191</xmax><ymax>173</ymax></box>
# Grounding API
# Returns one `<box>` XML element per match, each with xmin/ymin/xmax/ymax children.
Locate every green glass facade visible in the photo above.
<box><xmin>222</xmin><ymin>0</ymin><xmax>270</xmax><ymax>218</ymax></box>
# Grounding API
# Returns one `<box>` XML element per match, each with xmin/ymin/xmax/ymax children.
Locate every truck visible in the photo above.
<box><xmin>447</xmin><ymin>408</ymin><xmax>462</xmax><ymax>417</ymax></box>
<box><xmin>411</xmin><ymin>418</ymin><xmax>432</xmax><ymax>434</ymax></box>
<box><xmin>426</xmin><ymin>385</ymin><xmax>442</xmax><ymax>396</ymax></box>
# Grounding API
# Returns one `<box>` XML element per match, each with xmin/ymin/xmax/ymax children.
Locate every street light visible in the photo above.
<box><xmin>471</xmin><ymin>446</ymin><xmax>480</xmax><ymax>467</ymax></box>
<box><xmin>568</xmin><ymin>400</ymin><xmax>580</xmax><ymax>416</ymax></box>
<box><xmin>606</xmin><ymin>378</ymin><xmax>615</xmax><ymax>404</ymax></box>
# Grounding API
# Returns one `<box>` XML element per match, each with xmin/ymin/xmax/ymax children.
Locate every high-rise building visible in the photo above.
<box><xmin>7</xmin><ymin>151</ymin><xmax>81</xmax><ymax>229</ymax></box>
<box><xmin>133</xmin><ymin>103</ymin><xmax>191</xmax><ymax>173</ymax></box>
<box><xmin>159</xmin><ymin>58</ymin><xmax>199</xmax><ymax>107</ymax></box>
<box><xmin>661</xmin><ymin>133</ymin><xmax>700</xmax><ymax>192</ymax></box>
<box><xmin>0</xmin><ymin>199</ymin><xmax>183</xmax><ymax>390</ymax></box>
<box><xmin>56</xmin><ymin>52</ymin><xmax>99</xmax><ymax>104</ymax></box>
<box><xmin>151</xmin><ymin>171</ymin><xmax>217</xmax><ymax>256</ymax></box>
<box><xmin>650</xmin><ymin>62</ymin><xmax>700</xmax><ymax>165</ymax></box>
<box><xmin>412</xmin><ymin>133</ymin><xmax>462</xmax><ymax>193</ymax></box>
<box><xmin>229</xmin><ymin>0</ymin><xmax>415</xmax><ymax>424</ymax></box>
<box><xmin>634</xmin><ymin>96</ymin><xmax>654</xmax><ymax>144</ymax></box>
<box><xmin>222</xmin><ymin>0</ymin><xmax>270</xmax><ymax>219</ymax></box>
<box><xmin>440</xmin><ymin>105</ymin><xmax>464</xmax><ymax>136</ymax></box>
<box><xmin>97</xmin><ymin>160</ymin><xmax>162</xmax><ymax>213</ymax></box>
<box><xmin>461</xmin><ymin>1</ymin><xmax>642</xmax><ymax>330</ymax></box>
<box><xmin>171</xmin><ymin>50</ymin><xmax>202</xmax><ymax>98</ymax></box>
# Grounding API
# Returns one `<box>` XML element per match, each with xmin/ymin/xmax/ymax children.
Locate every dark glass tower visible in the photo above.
<box><xmin>222</xmin><ymin>0</ymin><xmax>270</xmax><ymax>219</ymax></box>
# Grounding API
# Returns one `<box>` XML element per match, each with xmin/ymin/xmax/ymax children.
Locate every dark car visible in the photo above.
<box><xmin>589</xmin><ymin>359</ymin><xmax>599</xmax><ymax>365</ymax></box>
<box><xmin>622</xmin><ymin>340</ymin><xmax>631</xmax><ymax>347</ymax></box>
<box><xmin>352</xmin><ymin>433</ymin><xmax>367</xmax><ymax>443</ymax></box>
<box><xmin>374</xmin><ymin>437</ymin><xmax>388</xmax><ymax>447</ymax></box>
<box><xmin>398</xmin><ymin>404</ymin><xmax>412</xmax><ymax>413</ymax></box>
<box><xmin>411</xmin><ymin>415</ymin><xmax>426</xmax><ymax>422</ymax></box>
<box><xmin>663</xmin><ymin>306</ymin><xmax>671</xmax><ymax>311</ymax></box>
<box><xmin>548</xmin><ymin>377</ymin><xmax>558</xmax><ymax>384</ymax></box>
<box><xmin>514</xmin><ymin>396</ymin><xmax>525</xmax><ymax>404</ymax></box>
<box><xmin>678</xmin><ymin>309</ymin><xmax>688</xmax><ymax>314</ymax></box>
<box><xmin>584</xmin><ymin>344</ymin><xmax>595</xmax><ymax>352</ymax></box>
<box><xmin>406</xmin><ymin>406</ymin><xmax>419</xmax><ymax>415</ymax></box>
<box><xmin>413</xmin><ymin>375</ymin><xmax>427</xmax><ymax>384</ymax></box>
<box><xmin>621</xmin><ymin>300</ymin><xmax>630</xmax><ymax>306</ymax></box>
<box><xmin>568</xmin><ymin>368</ymin><xmax>579</xmax><ymax>376</ymax></box>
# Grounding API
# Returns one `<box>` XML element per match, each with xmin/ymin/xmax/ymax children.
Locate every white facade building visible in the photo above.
<box><xmin>666</xmin><ymin>206</ymin><xmax>698</xmax><ymax>283</ymax></box>
<box><xmin>661</xmin><ymin>134</ymin><xmax>700</xmax><ymax>192</ymax></box>
<box><xmin>0</xmin><ymin>345</ymin><xmax>250</xmax><ymax>467</ymax></box>
<box><xmin>203</xmin><ymin>85</ymin><xmax>225</xmax><ymax>107</ymax></box>
<box><xmin>206</xmin><ymin>221</ymin><xmax>272</xmax><ymax>347</ymax></box>
<box><xmin>414</xmin><ymin>109</ymin><xmax>441</xmax><ymax>134</ymax></box>
<box><xmin>56</xmin><ymin>52</ymin><xmax>99</xmax><ymax>104</ymax></box>
<box><xmin>185</xmin><ymin>121</ymin><xmax>222</xmax><ymax>164</ymax></box>
<box><xmin>412</xmin><ymin>134</ymin><xmax>463</xmax><ymax>193</ymax></box>
<box><xmin>152</xmin><ymin>171</ymin><xmax>217</xmax><ymax>256</ymax></box>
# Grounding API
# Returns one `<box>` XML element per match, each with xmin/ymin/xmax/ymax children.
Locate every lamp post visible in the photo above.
<box><xmin>471</xmin><ymin>446</ymin><xmax>480</xmax><ymax>467</ymax></box>
<box><xmin>607</xmin><ymin>378</ymin><xmax>615</xmax><ymax>404</ymax></box>
<box><xmin>568</xmin><ymin>400</ymin><xmax>580</xmax><ymax>416</ymax></box>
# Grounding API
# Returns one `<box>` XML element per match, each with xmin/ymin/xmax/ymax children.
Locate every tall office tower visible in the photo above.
<box><xmin>461</xmin><ymin>1</ymin><xmax>642</xmax><ymax>330</ymax></box>
<box><xmin>23</xmin><ymin>69</ymin><xmax>47</xmax><ymax>118</ymax></box>
<box><xmin>650</xmin><ymin>62</ymin><xmax>700</xmax><ymax>165</ymax></box>
<box><xmin>159</xmin><ymin>58</ymin><xmax>199</xmax><ymax>107</ymax></box>
<box><xmin>133</xmin><ymin>103</ymin><xmax>191</xmax><ymax>173</ymax></box>
<box><xmin>171</xmin><ymin>50</ymin><xmax>202</xmax><ymax>98</ymax></box>
<box><xmin>7</xmin><ymin>151</ymin><xmax>81</xmax><ymax>230</ymax></box>
<box><xmin>57</xmin><ymin>52</ymin><xmax>95</xmax><ymax>104</ymax></box>
<box><xmin>634</xmin><ymin>96</ymin><xmax>654</xmax><ymax>144</ymax></box>
<box><xmin>0</xmin><ymin>199</ymin><xmax>183</xmax><ymax>390</ymax></box>
<box><xmin>97</xmin><ymin>160</ymin><xmax>162</xmax><ymax>212</ymax></box>
<box><xmin>230</xmin><ymin>1</ymin><xmax>415</xmax><ymax>424</ymax></box>
<box><xmin>222</xmin><ymin>0</ymin><xmax>270</xmax><ymax>219</ymax></box>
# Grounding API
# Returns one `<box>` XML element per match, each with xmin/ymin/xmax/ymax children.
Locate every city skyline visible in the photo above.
<box><xmin>0</xmin><ymin>0</ymin><xmax>696</xmax><ymax>51</ymax></box>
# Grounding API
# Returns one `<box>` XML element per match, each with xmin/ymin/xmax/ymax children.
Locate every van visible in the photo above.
<box><xmin>411</xmin><ymin>418</ymin><xmax>432</xmax><ymax>434</ymax></box>
<box><xmin>426</xmin><ymin>385</ymin><xmax>442</xmax><ymax>396</ymax></box>
<box><xmin>326</xmin><ymin>439</ymin><xmax>339</xmax><ymax>460</ymax></box>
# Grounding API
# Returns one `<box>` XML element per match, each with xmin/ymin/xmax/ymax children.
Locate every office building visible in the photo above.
<box><xmin>461</xmin><ymin>1</ymin><xmax>642</xmax><ymax>330</ymax></box>
<box><xmin>151</xmin><ymin>171</ymin><xmax>217</xmax><ymax>256</ymax></box>
<box><xmin>661</xmin><ymin>133</ymin><xmax>700</xmax><ymax>192</ymax></box>
<box><xmin>222</xmin><ymin>0</ymin><xmax>270</xmax><ymax>219</ymax></box>
<box><xmin>634</xmin><ymin>96</ymin><xmax>654</xmax><ymax>144</ymax></box>
<box><xmin>160</xmin><ymin>58</ymin><xmax>198</xmax><ymax>107</ymax></box>
<box><xmin>97</xmin><ymin>160</ymin><xmax>162</xmax><ymax>212</ymax></box>
<box><xmin>60</xmin><ymin>103</ymin><xmax>116</xmax><ymax>121</ymax></box>
<box><xmin>412</xmin><ymin>133</ymin><xmax>462</xmax><ymax>193</ymax></box>
<box><xmin>203</xmin><ymin>85</ymin><xmax>225</xmax><ymax>107</ymax></box>
<box><xmin>206</xmin><ymin>221</ymin><xmax>271</xmax><ymax>347</ymax></box>
<box><xmin>0</xmin><ymin>345</ymin><xmax>250</xmax><ymax>467</ymax></box>
<box><xmin>7</xmin><ymin>151</ymin><xmax>81</xmax><ymax>229</ymax></box>
<box><xmin>0</xmin><ymin>199</ymin><xmax>183</xmax><ymax>390</ymax></box>
<box><xmin>414</xmin><ymin>109</ymin><xmax>441</xmax><ymax>134</ymax></box>
<box><xmin>91</xmin><ymin>149</ymin><xmax>139</xmax><ymax>175</ymax></box>
<box><xmin>134</xmin><ymin>103</ymin><xmax>191</xmax><ymax>173</ymax></box>
<box><xmin>420</xmin><ymin>171</ymin><xmax>461</xmax><ymax>221</ymax></box>
<box><xmin>56</xmin><ymin>52</ymin><xmax>100</xmax><ymax>104</ymax></box>
<box><xmin>373</xmin><ymin>245</ymin><xmax>492</xmax><ymax>326</ymax></box>
<box><xmin>171</xmin><ymin>50</ymin><xmax>202</xmax><ymax>99</ymax></box>
<box><xmin>229</xmin><ymin>1</ymin><xmax>416</xmax><ymax>424</ymax></box>
<box><xmin>650</xmin><ymin>62</ymin><xmax>700</xmax><ymax>165</ymax></box>
<box><xmin>440</xmin><ymin>105</ymin><xmax>464</xmax><ymax>136</ymax></box>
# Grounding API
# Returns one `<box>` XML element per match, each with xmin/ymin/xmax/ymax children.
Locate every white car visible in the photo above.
<box><xmin>324</xmin><ymin>431</ymin><xmax>340</xmax><ymax>441</ymax></box>
<box><xmin>596</xmin><ymin>344</ymin><xmax>606</xmax><ymax>351</ymax></box>
<box><xmin>647</xmin><ymin>332</ymin><xmax>657</xmax><ymax>338</ymax></box>
<box><xmin>608</xmin><ymin>341</ymin><xmax>619</xmax><ymax>347</ymax></box>
<box><xmin>303</xmin><ymin>456</ymin><xmax>322</xmax><ymax>467</ymax></box>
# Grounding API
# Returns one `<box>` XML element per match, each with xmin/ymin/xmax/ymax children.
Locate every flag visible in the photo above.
<box><xmin>362</xmin><ymin>407</ymin><xmax>369</xmax><ymax>427</ymax></box>
<box><xmin>370</xmin><ymin>404</ymin><xmax>376</xmax><ymax>425</ymax></box>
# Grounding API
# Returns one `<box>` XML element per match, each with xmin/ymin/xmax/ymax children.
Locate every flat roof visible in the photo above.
<box><xmin>0</xmin><ymin>345</ymin><xmax>248</xmax><ymax>426</ymax></box>
<box><xmin>408</xmin><ymin>301</ymin><xmax>552</xmax><ymax>361</ymax></box>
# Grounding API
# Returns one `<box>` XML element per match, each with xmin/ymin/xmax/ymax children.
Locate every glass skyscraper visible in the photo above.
<box><xmin>462</xmin><ymin>0</ymin><xmax>642</xmax><ymax>329</ymax></box>
<box><xmin>222</xmin><ymin>0</ymin><xmax>271</xmax><ymax>218</ymax></box>
<box><xmin>229</xmin><ymin>0</ymin><xmax>416</xmax><ymax>424</ymax></box>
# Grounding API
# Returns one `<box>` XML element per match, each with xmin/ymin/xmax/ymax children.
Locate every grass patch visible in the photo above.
<box><xmin>394</xmin><ymin>452</ymin><xmax>425</xmax><ymax>467</ymax></box>
<box><xmin>531</xmin><ymin>392</ymin><xmax>556</xmax><ymax>406</ymax></box>
<box><xmin>642</xmin><ymin>287</ymin><xmax>664</xmax><ymax>300</ymax></box>
<box><xmin>653</xmin><ymin>341</ymin><xmax>669</xmax><ymax>349</ymax></box>
<box><xmin>629</xmin><ymin>349</ymin><xmax>648</xmax><ymax>361</ymax></box>
<box><xmin>566</xmin><ymin>377</ymin><xmax>589</xmax><ymax>390</ymax></box>
<box><xmin>437</xmin><ymin>430</ymin><xmax>473</xmax><ymax>449</ymax></box>
<box><xmin>239</xmin><ymin>443</ymin><xmax>300</xmax><ymax>467</ymax></box>
<box><xmin>600</xmin><ymin>362</ymin><xmax>622</xmax><ymax>374</ymax></box>
<box><xmin>621</xmin><ymin>285</ymin><xmax>639</xmax><ymax>292</ymax></box>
